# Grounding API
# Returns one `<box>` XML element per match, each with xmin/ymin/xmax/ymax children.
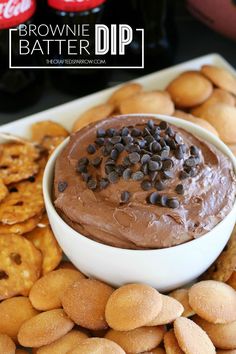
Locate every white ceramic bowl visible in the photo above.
<box><xmin>43</xmin><ymin>114</ymin><xmax>236</xmax><ymax>292</ymax></box>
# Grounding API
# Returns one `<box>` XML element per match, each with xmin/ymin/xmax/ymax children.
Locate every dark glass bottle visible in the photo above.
<box><xmin>0</xmin><ymin>0</ymin><xmax>44</xmax><ymax>113</ymax></box>
<box><xmin>108</xmin><ymin>0</ymin><xmax>177</xmax><ymax>74</ymax></box>
<box><xmin>46</xmin><ymin>0</ymin><xmax>110</xmax><ymax>95</ymax></box>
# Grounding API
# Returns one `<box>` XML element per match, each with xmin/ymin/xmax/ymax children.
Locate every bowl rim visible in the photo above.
<box><xmin>43</xmin><ymin>113</ymin><xmax>236</xmax><ymax>255</ymax></box>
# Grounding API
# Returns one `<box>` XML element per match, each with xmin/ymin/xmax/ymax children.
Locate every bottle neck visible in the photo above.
<box><xmin>0</xmin><ymin>0</ymin><xmax>36</xmax><ymax>29</ymax></box>
<box><xmin>47</xmin><ymin>0</ymin><xmax>106</xmax><ymax>12</ymax></box>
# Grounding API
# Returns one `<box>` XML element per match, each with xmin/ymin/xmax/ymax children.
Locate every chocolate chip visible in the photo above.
<box><xmin>180</xmin><ymin>144</ymin><xmax>187</xmax><ymax>153</ymax></box>
<box><xmin>175</xmin><ymin>133</ymin><xmax>182</xmax><ymax>144</ymax></box>
<box><xmin>147</xmin><ymin>120</ymin><xmax>155</xmax><ymax>129</ymax></box>
<box><xmin>148</xmin><ymin>160</ymin><xmax>161</xmax><ymax>171</ymax></box>
<box><xmin>105</xmin><ymin>141</ymin><xmax>113</xmax><ymax>154</ymax></box>
<box><xmin>81</xmin><ymin>173</ymin><xmax>91</xmax><ymax>182</ymax></box>
<box><xmin>0</xmin><ymin>270</ymin><xmax>8</xmax><ymax>280</ymax></box>
<box><xmin>77</xmin><ymin>164</ymin><xmax>87</xmax><ymax>173</ymax></box>
<box><xmin>148</xmin><ymin>192</ymin><xmax>160</xmax><ymax>205</ymax></box>
<box><xmin>115</xmin><ymin>165</ymin><xmax>125</xmax><ymax>176</ymax></box>
<box><xmin>123</xmin><ymin>156</ymin><xmax>132</xmax><ymax>167</ymax></box>
<box><xmin>145</xmin><ymin>135</ymin><xmax>154</xmax><ymax>144</ymax></box>
<box><xmin>123</xmin><ymin>168</ymin><xmax>132</xmax><ymax>180</ymax></box>
<box><xmin>108</xmin><ymin>171</ymin><xmax>119</xmax><ymax>184</ymax></box>
<box><xmin>169</xmin><ymin>140</ymin><xmax>177</xmax><ymax>150</ymax></box>
<box><xmin>91</xmin><ymin>157</ymin><xmax>102</xmax><ymax>168</ymax></box>
<box><xmin>106</xmin><ymin>158</ymin><xmax>116</xmax><ymax>165</ymax></box>
<box><xmin>97</xmin><ymin>128</ymin><xmax>106</xmax><ymax>138</ymax></box>
<box><xmin>190</xmin><ymin>145</ymin><xmax>199</xmax><ymax>156</ymax></box>
<box><xmin>159</xmin><ymin>121</ymin><xmax>168</xmax><ymax>130</ymax></box>
<box><xmin>128</xmin><ymin>152</ymin><xmax>140</xmax><ymax>164</ymax></box>
<box><xmin>28</xmin><ymin>176</ymin><xmax>35</xmax><ymax>183</ymax></box>
<box><xmin>150</xmin><ymin>171</ymin><xmax>158</xmax><ymax>182</ymax></box>
<box><xmin>185</xmin><ymin>157</ymin><xmax>197</xmax><ymax>167</ymax></box>
<box><xmin>95</xmin><ymin>138</ymin><xmax>105</xmax><ymax>146</ymax></box>
<box><xmin>122</xmin><ymin>135</ymin><xmax>133</xmax><ymax>145</ymax></box>
<box><xmin>121</xmin><ymin>191</ymin><xmax>131</xmax><ymax>203</ymax></box>
<box><xmin>132</xmin><ymin>171</ymin><xmax>144</xmax><ymax>181</ymax></box>
<box><xmin>151</xmin><ymin>141</ymin><xmax>161</xmax><ymax>153</ymax></box>
<box><xmin>106</xmin><ymin>128</ymin><xmax>116</xmax><ymax>137</ymax></box>
<box><xmin>141</xmin><ymin>154</ymin><xmax>151</xmax><ymax>165</ymax></box>
<box><xmin>175</xmin><ymin>146</ymin><xmax>184</xmax><ymax>160</ymax></box>
<box><xmin>115</xmin><ymin>143</ymin><xmax>124</xmax><ymax>152</ymax></box>
<box><xmin>155</xmin><ymin>180</ymin><xmax>165</xmax><ymax>191</ymax></box>
<box><xmin>175</xmin><ymin>184</ymin><xmax>184</xmax><ymax>195</ymax></box>
<box><xmin>58</xmin><ymin>181</ymin><xmax>68</xmax><ymax>193</ymax></box>
<box><xmin>121</xmin><ymin>127</ymin><xmax>129</xmax><ymax>136</ymax></box>
<box><xmin>78</xmin><ymin>157</ymin><xmax>89</xmax><ymax>166</ymax></box>
<box><xmin>127</xmin><ymin>144</ymin><xmax>140</xmax><ymax>153</ymax></box>
<box><xmin>141</xmin><ymin>180</ymin><xmax>152</xmax><ymax>191</ymax></box>
<box><xmin>87</xmin><ymin>178</ymin><xmax>97</xmax><ymax>190</ymax></box>
<box><xmin>99</xmin><ymin>178</ymin><xmax>109</xmax><ymax>190</ymax></box>
<box><xmin>166</xmin><ymin>126</ymin><xmax>175</xmax><ymax>137</ymax></box>
<box><xmin>167</xmin><ymin>197</ymin><xmax>180</xmax><ymax>209</ymax></box>
<box><xmin>110</xmin><ymin>136</ymin><xmax>122</xmax><ymax>144</ymax></box>
<box><xmin>141</xmin><ymin>164</ymin><xmax>149</xmax><ymax>175</ymax></box>
<box><xmin>160</xmin><ymin>195</ymin><xmax>168</xmax><ymax>207</ymax></box>
<box><xmin>105</xmin><ymin>164</ymin><xmax>115</xmax><ymax>175</ymax></box>
<box><xmin>87</xmin><ymin>144</ymin><xmax>96</xmax><ymax>154</ymax></box>
<box><xmin>179</xmin><ymin>170</ymin><xmax>189</xmax><ymax>180</ymax></box>
<box><xmin>138</xmin><ymin>140</ymin><xmax>146</xmax><ymax>149</ymax></box>
<box><xmin>163</xmin><ymin>170</ymin><xmax>174</xmax><ymax>179</ymax></box>
<box><xmin>160</xmin><ymin>138</ymin><xmax>167</xmax><ymax>147</ymax></box>
<box><xmin>160</xmin><ymin>147</ymin><xmax>170</xmax><ymax>159</ymax></box>
<box><xmin>111</xmin><ymin>149</ymin><xmax>119</xmax><ymax>160</ymax></box>
<box><xmin>151</xmin><ymin>155</ymin><xmax>162</xmax><ymax>163</ymax></box>
<box><xmin>162</xmin><ymin>159</ymin><xmax>174</xmax><ymax>170</ymax></box>
<box><xmin>131</xmin><ymin>128</ymin><xmax>142</xmax><ymax>137</ymax></box>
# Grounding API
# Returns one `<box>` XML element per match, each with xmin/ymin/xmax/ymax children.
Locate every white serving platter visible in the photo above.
<box><xmin>0</xmin><ymin>53</ymin><xmax>235</xmax><ymax>353</ymax></box>
<box><xmin>0</xmin><ymin>53</ymin><xmax>235</xmax><ymax>136</ymax></box>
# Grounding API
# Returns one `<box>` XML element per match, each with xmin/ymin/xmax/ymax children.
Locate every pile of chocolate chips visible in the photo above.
<box><xmin>76</xmin><ymin>120</ymin><xmax>201</xmax><ymax>209</ymax></box>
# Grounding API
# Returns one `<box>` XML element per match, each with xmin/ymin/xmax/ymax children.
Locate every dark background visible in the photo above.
<box><xmin>0</xmin><ymin>0</ymin><xmax>235</xmax><ymax>125</ymax></box>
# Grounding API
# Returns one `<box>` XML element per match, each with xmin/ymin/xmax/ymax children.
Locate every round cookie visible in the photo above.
<box><xmin>174</xmin><ymin>317</ymin><xmax>216</xmax><ymax>354</ymax></box>
<box><xmin>62</xmin><ymin>278</ymin><xmax>114</xmax><ymax>330</ymax></box>
<box><xmin>167</xmin><ymin>71</ymin><xmax>213</xmax><ymax>108</ymax></box>
<box><xmin>217</xmin><ymin>351</ymin><xmax>236</xmax><ymax>354</ymax></box>
<box><xmin>169</xmin><ymin>289</ymin><xmax>195</xmax><ymax>318</ymax></box>
<box><xmin>173</xmin><ymin>110</ymin><xmax>219</xmax><ymax>136</ymax></box>
<box><xmin>29</xmin><ymin>268</ymin><xmax>85</xmax><ymax>311</ymax></box>
<box><xmin>148</xmin><ymin>295</ymin><xmax>184</xmax><ymax>325</ymax></box>
<box><xmin>33</xmin><ymin>330</ymin><xmax>88</xmax><ymax>354</ymax></box>
<box><xmin>189</xmin><ymin>280</ymin><xmax>236</xmax><ymax>324</ymax></box>
<box><xmin>194</xmin><ymin>316</ymin><xmax>236</xmax><ymax>350</ymax></box>
<box><xmin>66</xmin><ymin>337</ymin><xmax>125</xmax><ymax>354</ymax></box>
<box><xmin>201</xmin><ymin>65</ymin><xmax>236</xmax><ymax>96</ymax></box>
<box><xmin>164</xmin><ymin>330</ymin><xmax>184</xmax><ymax>354</ymax></box>
<box><xmin>191</xmin><ymin>88</ymin><xmax>235</xmax><ymax>117</ymax></box>
<box><xmin>72</xmin><ymin>104</ymin><xmax>114</xmax><ymax>132</ymax></box>
<box><xmin>18</xmin><ymin>309</ymin><xmax>74</xmax><ymax>348</ymax></box>
<box><xmin>0</xmin><ymin>334</ymin><xmax>15</xmax><ymax>354</ymax></box>
<box><xmin>108</xmin><ymin>83</ymin><xmax>142</xmax><ymax>108</ymax></box>
<box><xmin>0</xmin><ymin>296</ymin><xmax>38</xmax><ymax>341</ymax></box>
<box><xmin>119</xmin><ymin>91</ymin><xmax>174</xmax><ymax>115</ymax></box>
<box><xmin>105</xmin><ymin>283</ymin><xmax>163</xmax><ymax>331</ymax></box>
<box><xmin>105</xmin><ymin>326</ymin><xmax>165</xmax><ymax>353</ymax></box>
<box><xmin>196</xmin><ymin>103</ymin><xmax>236</xmax><ymax>144</ymax></box>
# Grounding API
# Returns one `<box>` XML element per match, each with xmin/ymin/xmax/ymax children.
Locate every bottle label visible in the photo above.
<box><xmin>48</xmin><ymin>0</ymin><xmax>106</xmax><ymax>12</ymax></box>
<box><xmin>0</xmin><ymin>0</ymin><xmax>36</xmax><ymax>29</ymax></box>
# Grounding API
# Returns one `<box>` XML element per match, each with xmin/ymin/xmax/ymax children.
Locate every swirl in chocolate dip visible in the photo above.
<box><xmin>54</xmin><ymin>116</ymin><xmax>236</xmax><ymax>249</ymax></box>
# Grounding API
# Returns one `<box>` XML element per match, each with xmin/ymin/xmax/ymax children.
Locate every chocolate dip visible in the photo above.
<box><xmin>54</xmin><ymin>116</ymin><xmax>236</xmax><ymax>249</ymax></box>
